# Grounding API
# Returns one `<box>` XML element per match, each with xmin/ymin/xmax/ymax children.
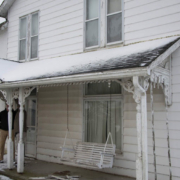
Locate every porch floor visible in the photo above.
<box><xmin>0</xmin><ymin>155</ymin><xmax>135</xmax><ymax>180</ymax></box>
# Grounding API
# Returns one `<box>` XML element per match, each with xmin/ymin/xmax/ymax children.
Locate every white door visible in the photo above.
<box><xmin>25</xmin><ymin>97</ymin><xmax>37</xmax><ymax>158</ymax></box>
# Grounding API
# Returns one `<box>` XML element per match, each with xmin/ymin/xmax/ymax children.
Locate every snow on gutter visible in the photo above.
<box><xmin>0</xmin><ymin>0</ymin><xmax>16</xmax><ymax>18</ymax></box>
<box><xmin>0</xmin><ymin>36</ymin><xmax>179</xmax><ymax>88</ymax></box>
<box><xmin>0</xmin><ymin>67</ymin><xmax>149</xmax><ymax>88</ymax></box>
<box><xmin>0</xmin><ymin>20</ymin><xmax>8</xmax><ymax>30</ymax></box>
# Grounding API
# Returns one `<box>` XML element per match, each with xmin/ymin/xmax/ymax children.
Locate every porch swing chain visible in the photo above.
<box><xmin>62</xmin><ymin>85</ymin><xmax>74</xmax><ymax>150</ymax></box>
<box><xmin>67</xmin><ymin>85</ymin><xmax>69</xmax><ymax>130</ymax></box>
<box><xmin>103</xmin><ymin>81</ymin><xmax>114</xmax><ymax>153</ymax></box>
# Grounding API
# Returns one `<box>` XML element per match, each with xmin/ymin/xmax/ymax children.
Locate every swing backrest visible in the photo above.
<box><xmin>73</xmin><ymin>141</ymin><xmax>116</xmax><ymax>167</ymax></box>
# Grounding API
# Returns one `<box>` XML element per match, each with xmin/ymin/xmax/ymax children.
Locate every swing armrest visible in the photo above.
<box><xmin>61</xmin><ymin>147</ymin><xmax>75</xmax><ymax>153</ymax></box>
<box><xmin>100</xmin><ymin>152</ymin><xmax>116</xmax><ymax>157</ymax></box>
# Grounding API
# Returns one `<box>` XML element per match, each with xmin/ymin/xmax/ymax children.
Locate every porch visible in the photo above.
<box><xmin>0</xmin><ymin>36</ymin><xmax>180</xmax><ymax>180</ymax></box>
<box><xmin>0</xmin><ymin>155</ymin><xmax>134</xmax><ymax>180</ymax></box>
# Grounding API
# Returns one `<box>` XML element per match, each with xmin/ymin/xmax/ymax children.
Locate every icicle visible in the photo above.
<box><xmin>150</xmin><ymin>81</ymin><xmax>157</xmax><ymax>180</ymax></box>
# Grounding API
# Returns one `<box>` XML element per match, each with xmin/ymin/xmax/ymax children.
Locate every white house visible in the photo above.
<box><xmin>0</xmin><ymin>1</ymin><xmax>180</xmax><ymax>180</ymax></box>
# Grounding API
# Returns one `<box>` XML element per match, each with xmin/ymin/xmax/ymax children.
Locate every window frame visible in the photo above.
<box><xmin>84</xmin><ymin>0</ymin><xmax>101</xmax><ymax>50</ymax></box>
<box><xmin>18</xmin><ymin>11</ymin><xmax>39</xmax><ymax>62</ymax></box>
<box><xmin>18</xmin><ymin>15</ymin><xmax>28</xmax><ymax>61</ymax></box>
<box><xmin>106</xmin><ymin>0</ymin><xmax>124</xmax><ymax>46</ymax></box>
<box><xmin>83</xmin><ymin>84</ymin><xmax>123</xmax><ymax>153</ymax></box>
<box><xmin>30</xmin><ymin>12</ymin><xmax>39</xmax><ymax>61</ymax></box>
<box><xmin>84</xmin><ymin>0</ymin><xmax>124</xmax><ymax>50</ymax></box>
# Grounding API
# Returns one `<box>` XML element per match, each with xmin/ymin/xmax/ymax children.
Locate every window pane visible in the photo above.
<box><xmin>108</xmin><ymin>0</ymin><xmax>122</xmax><ymax>14</ymax></box>
<box><xmin>19</xmin><ymin>39</ymin><xmax>26</xmax><ymax>60</ymax></box>
<box><xmin>86</xmin><ymin>0</ymin><xmax>98</xmax><ymax>20</ymax></box>
<box><xmin>85</xmin><ymin>101</ymin><xmax>121</xmax><ymax>149</ymax></box>
<box><xmin>86</xmin><ymin>20</ymin><xmax>98</xmax><ymax>47</ymax></box>
<box><xmin>20</xmin><ymin>17</ymin><xmax>27</xmax><ymax>39</ymax></box>
<box><xmin>27</xmin><ymin>127</ymin><xmax>36</xmax><ymax>143</ymax></box>
<box><xmin>31</xmin><ymin>13</ymin><xmax>39</xmax><ymax>36</ymax></box>
<box><xmin>85</xmin><ymin>82</ymin><xmax>121</xmax><ymax>95</ymax></box>
<box><xmin>27</xmin><ymin>99</ymin><xmax>36</xmax><ymax>126</ymax></box>
<box><xmin>31</xmin><ymin>36</ymin><xmax>38</xmax><ymax>59</ymax></box>
<box><xmin>107</xmin><ymin>13</ymin><xmax>122</xmax><ymax>43</ymax></box>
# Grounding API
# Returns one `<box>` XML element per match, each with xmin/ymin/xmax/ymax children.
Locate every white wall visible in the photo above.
<box><xmin>36</xmin><ymin>47</ymin><xmax>180</xmax><ymax>180</ymax></box>
<box><xmin>37</xmin><ymin>85</ymin><xmax>83</xmax><ymax>161</ymax></box>
<box><xmin>5</xmin><ymin>0</ymin><xmax>180</xmax><ymax>179</ymax></box>
<box><xmin>7</xmin><ymin>0</ymin><xmax>83</xmax><ymax>61</ymax></box>
<box><xmin>0</xmin><ymin>29</ymin><xmax>7</xmax><ymax>59</ymax></box>
<box><xmin>7</xmin><ymin>0</ymin><xmax>180</xmax><ymax>61</ymax></box>
<box><xmin>124</xmin><ymin>0</ymin><xmax>180</xmax><ymax>44</ymax></box>
<box><xmin>0</xmin><ymin>29</ymin><xmax>7</xmax><ymax>111</ymax></box>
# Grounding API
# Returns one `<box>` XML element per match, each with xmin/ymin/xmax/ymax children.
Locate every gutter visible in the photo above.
<box><xmin>0</xmin><ymin>67</ymin><xmax>149</xmax><ymax>88</ymax></box>
<box><xmin>0</xmin><ymin>0</ymin><xmax>16</xmax><ymax>18</ymax></box>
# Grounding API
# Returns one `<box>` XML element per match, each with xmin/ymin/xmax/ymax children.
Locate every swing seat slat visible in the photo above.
<box><xmin>61</xmin><ymin>141</ymin><xmax>116</xmax><ymax>169</ymax></box>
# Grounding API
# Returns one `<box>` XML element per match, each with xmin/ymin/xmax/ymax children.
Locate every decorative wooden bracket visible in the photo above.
<box><xmin>150</xmin><ymin>67</ymin><xmax>171</xmax><ymax>105</ymax></box>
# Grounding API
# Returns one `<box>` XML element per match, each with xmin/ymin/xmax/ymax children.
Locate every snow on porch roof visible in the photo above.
<box><xmin>0</xmin><ymin>36</ymin><xmax>180</xmax><ymax>84</ymax></box>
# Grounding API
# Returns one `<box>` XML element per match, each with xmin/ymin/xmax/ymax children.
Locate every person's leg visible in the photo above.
<box><xmin>11</xmin><ymin>130</ymin><xmax>15</xmax><ymax>162</ymax></box>
<box><xmin>0</xmin><ymin>130</ymin><xmax>8</xmax><ymax>162</ymax></box>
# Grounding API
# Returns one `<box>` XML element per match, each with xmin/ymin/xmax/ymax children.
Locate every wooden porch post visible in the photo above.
<box><xmin>133</xmin><ymin>76</ymin><xmax>148</xmax><ymax>180</ymax></box>
<box><xmin>6</xmin><ymin>89</ymin><xmax>14</xmax><ymax>169</ymax></box>
<box><xmin>17</xmin><ymin>87</ymin><xmax>24</xmax><ymax>173</ymax></box>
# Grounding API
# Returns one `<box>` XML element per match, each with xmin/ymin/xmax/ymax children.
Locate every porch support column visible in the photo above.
<box><xmin>17</xmin><ymin>87</ymin><xmax>24</xmax><ymax>173</ymax></box>
<box><xmin>133</xmin><ymin>76</ymin><xmax>148</xmax><ymax>180</ymax></box>
<box><xmin>6</xmin><ymin>89</ymin><xmax>14</xmax><ymax>169</ymax></box>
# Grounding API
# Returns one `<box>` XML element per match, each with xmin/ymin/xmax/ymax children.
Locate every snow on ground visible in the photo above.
<box><xmin>0</xmin><ymin>36</ymin><xmax>179</xmax><ymax>82</ymax></box>
<box><xmin>0</xmin><ymin>175</ymin><xmax>13</xmax><ymax>180</ymax></box>
<box><xmin>0</xmin><ymin>155</ymin><xmax>7</xmax><ymax>172</ymax></box>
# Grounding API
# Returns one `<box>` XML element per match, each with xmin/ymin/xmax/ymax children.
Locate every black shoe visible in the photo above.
<box><xmin>0</xmin><ymin>160</ymin><xmax>4</xmax><ymax>163</ymax></box>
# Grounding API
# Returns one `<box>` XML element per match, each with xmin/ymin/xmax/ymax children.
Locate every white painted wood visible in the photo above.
<box><xmin>3</xmin><ymin>0</ymin><xmax>180</xmax><ymax>179</ymax></box>
<box><xmin>7</xmin><ymin>0</ymin><xmax>84</xmax><ymax>61</ymax></box>
<box><xmin>6</xmin><ymin>89</ymin><xmax>14</xmax><ymax>169</ymax></box>
<box><xmin>17</xmin><ymin>87</ymin><xmax>25</xmax><ymax>173</ymax></box>
<box><xmin>0</xmin><ymin>29</ymin><xmax>7</xmax><ymax>59</ymax></box>
<box><xmin>125</xmin><ymin>0</ymin><xmax>180</xmax><ymax>17</ymax></box>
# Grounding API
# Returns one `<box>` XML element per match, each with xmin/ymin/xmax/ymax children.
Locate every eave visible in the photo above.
<box><xmin>0</xmin><ymin>67</ymin><xmax>149</xmax><ymax>88</ymax></box>
<box><xmin>0</xmin><ymin>0</ymin><xmax>16</xmax><ymax>18</ymax></box>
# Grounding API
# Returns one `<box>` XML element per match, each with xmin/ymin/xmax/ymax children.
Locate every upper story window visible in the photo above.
<box><xmin>19</xmin><ymin>12</ymin><xmax>39</xmax><ymax>61</ymax></box>
<box><xmin>84</xmin><ymin>0</ymin><xmax>123</xmax><ymax>49</ymax></box>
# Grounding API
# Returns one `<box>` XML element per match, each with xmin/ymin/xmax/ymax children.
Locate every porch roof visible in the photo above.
<box><xmin>0</xmin><ymin>36</ymin><xmax>180</xmax><ymax>88</ymax></box>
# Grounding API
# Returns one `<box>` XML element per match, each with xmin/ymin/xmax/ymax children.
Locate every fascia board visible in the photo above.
<box><xmin>0</xmin><ymin>67</ymin><xmax>149</xmax><ymax>88</ymax></box>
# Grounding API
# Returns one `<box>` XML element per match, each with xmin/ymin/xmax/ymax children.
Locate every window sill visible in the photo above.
<box><xmin>19</xmin><ymin>58</ymin><xmax>39</xmax><ymax>63</ymax></box>
<box><xmin>84</xmin><ymin>41</ymin><xmax>124</xmax><ymax>53</ymax></box>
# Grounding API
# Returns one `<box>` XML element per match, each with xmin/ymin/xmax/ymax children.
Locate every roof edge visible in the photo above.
<box><xmin>0</xmin><ymin>67</ymin><xmax>149</xmax><ymax>88</ymax></box>
<box><xmin>148</xmin><ymin>39</ymin><xmax>180</xmax><ymax>70</ymax></box>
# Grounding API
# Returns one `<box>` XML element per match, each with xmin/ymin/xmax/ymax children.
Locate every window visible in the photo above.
<box><xmin>84</xmin><ymin>0</ymin><xmax>123</xmax><ymax>49</ymax></box>
<box><xmin>19</xmin><ymin>12</ymin><xmax>39</xmax><ymax>61</ymax></box>
<box><xmin>84</xmin><ymin>82</ymin><xmax>122</xmax><ymax>150</ymax></box>
<box><xmin>107</xmin><ymin>0</ymin><xmax>122</xmax><ymax>43</ymax></box>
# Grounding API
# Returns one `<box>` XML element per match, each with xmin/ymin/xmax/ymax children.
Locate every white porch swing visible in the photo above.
<box><xmin>60</xmin><ymin>82</ymin><xmax>116</xmax><ymax>169</ymax></box>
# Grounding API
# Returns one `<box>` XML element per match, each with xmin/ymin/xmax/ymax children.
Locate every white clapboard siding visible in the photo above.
<box><xmin>0</xmin><ymin>30</ymin><xmax>8</xmax><ymax>59</ymax></box>
<box><xmin>123</xmin><ymin>48</ymin><xmax>180</xmax><ymax>179</ymax></box>
<box><xmin>124</xmin><ymin>0</ymin><xmax>180</xmax><ymax>44</ymax></box>
<box><xmin>7</xmin><ymin>0</ymin><xmax>84</xmax><ymax>61</ymax></box>
<box><xmin>37</xmin><ymin>85</ymin><xmax>83</xmax><ymax>160</ymax></box>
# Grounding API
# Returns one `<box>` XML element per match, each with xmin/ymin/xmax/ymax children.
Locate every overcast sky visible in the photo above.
<box><xmin>0</xmin><ymin>0</ymin><xmax>6</xmax><ymax>24</ymax></box>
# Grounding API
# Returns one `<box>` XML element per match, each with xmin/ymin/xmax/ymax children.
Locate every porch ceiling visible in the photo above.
<box><xmin>0</xmin><ymin>36</ymin><xmax>180</xmax><ymax>88</ymax></box>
